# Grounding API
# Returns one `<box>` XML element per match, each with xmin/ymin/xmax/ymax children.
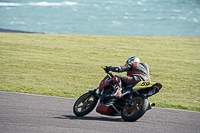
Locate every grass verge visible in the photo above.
<box><xmin>0</xmin><ymin>33</ymin><xmax>199</xmax><ymax>112</ymax></box>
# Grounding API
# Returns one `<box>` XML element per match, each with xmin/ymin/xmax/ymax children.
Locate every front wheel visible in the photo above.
<box><xmin>73</xmin><ymin>92</ymin><xmax>98</xmax><ymax>116</ymax></box>
<box><xmin>121</xmin><ymin>95</ymin><xmax>149</xmax><ymax>122</ymax></box>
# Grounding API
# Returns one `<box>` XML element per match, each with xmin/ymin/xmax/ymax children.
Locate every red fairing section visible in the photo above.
<box><xmin>114</xmin><ymin>76</ymin><xmax>118</xmax><ymax>82</ymax></box>
<box><xmin>96</xmin><ymin>104</ymin><xmax>114</xmax><ymax>115</ymax></box>
<box><xmin>99</xmin><ymin>79</ymin><xmax>110</xmax><ymax>91</ymax></box>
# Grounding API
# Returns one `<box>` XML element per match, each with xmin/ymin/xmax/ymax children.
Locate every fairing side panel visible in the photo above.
<box><xmin>132</xmin><ymin>81</ymin><xmax>156</xmax><ymax>90</ymax></box>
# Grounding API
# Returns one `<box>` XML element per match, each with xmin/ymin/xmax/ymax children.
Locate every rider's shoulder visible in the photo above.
<box><xmin>138</xmin><ymin>62</ymin><xmax>149</xmax><ymax>67</ymax></box>
<box><xmin>131</xmin><ymin>62</ymin><xmax>147</xmax><ymax>65</ymax></box>
<box><xmin>139</xmin><ymin>62</ymin><xmax>148</xmax><ymax>65</ymax></box>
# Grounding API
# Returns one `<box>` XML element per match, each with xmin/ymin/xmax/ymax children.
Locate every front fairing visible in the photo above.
<box><xmin>99</xmin><ymin>79</ymin><xmax>110</xmax><ymax>91</ymax></box>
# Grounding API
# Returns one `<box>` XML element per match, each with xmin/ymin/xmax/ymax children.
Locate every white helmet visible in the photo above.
<box><xmin>126</xmin><ymin>56</ymin><xmax>140</xmax><ymax>64</ymax></box>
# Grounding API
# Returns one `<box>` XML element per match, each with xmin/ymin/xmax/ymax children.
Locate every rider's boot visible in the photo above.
<box><xmin>106</xmin><ymin>85</ymin><xmax>122</xmax><ymax>99</ymax></box>
<box><xmin>113</xmin><ymin>87</ymin><xmax>122</xmax><ymax>98</ymax></box>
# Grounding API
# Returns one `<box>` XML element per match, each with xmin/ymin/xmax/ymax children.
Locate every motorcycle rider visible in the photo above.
<box><xmin>105</xmin><ymin>56</ymin><xmax>151</xmax><ymax>98</ymax></box>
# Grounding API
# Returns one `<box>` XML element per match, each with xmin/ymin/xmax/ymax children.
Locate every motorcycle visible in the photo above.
<box><xmin>73</xmin><ymin>67</ymin><xmax>162</xmax><ymax>121</ymax></box>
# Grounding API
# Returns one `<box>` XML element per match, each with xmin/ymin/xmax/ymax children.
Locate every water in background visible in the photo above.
<box><xmin>0</xmin><ymin>0</ymin><xmax>200</xmax><ymax>36</ymax></box>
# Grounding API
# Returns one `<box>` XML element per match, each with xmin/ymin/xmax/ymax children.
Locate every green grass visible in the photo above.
<box><xmin>0</xmin><ymin>33</ymin><xmax>199</xmax><ymax>112</ymax></box>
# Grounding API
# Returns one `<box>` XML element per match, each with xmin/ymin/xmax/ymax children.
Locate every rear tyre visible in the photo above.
<box><xmin>73</xmin><ymin>92</ymin><xmax>98</xmax><ymax>116</ymax></box>
<box><xmin>121</xmin><ymin>95</ymin><xmax>149</xmax><ymax>122</ymax></box>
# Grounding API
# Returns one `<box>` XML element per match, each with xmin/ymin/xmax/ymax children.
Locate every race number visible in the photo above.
<box><xmin>141</xmin><ymin>82</ymin><xmax>150</xmax><ymax>86</ymax></box>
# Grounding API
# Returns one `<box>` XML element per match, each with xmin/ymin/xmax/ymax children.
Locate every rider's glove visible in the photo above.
<box><xmin>104</xmin><ymin>66</ymin><xmax>111</xmax><ymax>73</ymax></box>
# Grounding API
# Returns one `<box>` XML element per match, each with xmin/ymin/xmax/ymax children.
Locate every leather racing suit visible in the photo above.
<box><xmin>109</xmin><ymin>62</ymin><xmax>151</xmax><ymax>87</ymax></box>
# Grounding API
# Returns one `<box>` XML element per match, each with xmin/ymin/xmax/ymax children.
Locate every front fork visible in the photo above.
<box><xmin>82</xmin><ymin>86</ymin><xmax>99</xmax><ymax>103</ymax></box>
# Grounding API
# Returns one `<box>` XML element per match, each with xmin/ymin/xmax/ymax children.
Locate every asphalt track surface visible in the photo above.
<box><xmin>0</xmin><ymin>91</ymin><xmax>200</xmax><ymax>133</ymax></box>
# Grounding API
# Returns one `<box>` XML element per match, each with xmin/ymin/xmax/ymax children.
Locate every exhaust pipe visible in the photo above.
<box><xmin>147</xmin><ymin>103</ymin><xmax>155</xmax><ymax>110</ymax></box>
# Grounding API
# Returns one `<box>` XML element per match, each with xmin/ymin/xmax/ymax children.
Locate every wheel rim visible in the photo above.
<box><xmin>75</xmin><ymin>94</ymin><xmax>94</xmax><ymax>113</ymax></box>
<box><xmin>123</xmin><ymin>97</ymin><xmax>143</xmax><ymax>116</ymax></box>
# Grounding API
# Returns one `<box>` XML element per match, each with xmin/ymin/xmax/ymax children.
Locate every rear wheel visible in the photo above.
<box><xmin>73</xmin><ymin>92</ymin><xmax>98</xmax><ymax>116</ymax></box>
<box><xmin>121</xmin><ymin>95</ymin><xmax>149</xmax><ymax>122</ymax></box>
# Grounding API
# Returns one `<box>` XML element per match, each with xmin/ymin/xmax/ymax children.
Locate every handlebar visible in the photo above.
<box><xmin>101</xmin><ymin>67</ymin><xmax>114</xmax><ymax>78</ymax></box>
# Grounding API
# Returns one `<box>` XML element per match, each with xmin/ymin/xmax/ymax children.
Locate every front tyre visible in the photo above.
<box><xmin>73</xmin><ymin>92</ymin><xmax>98</xmax><ymax>116</ymax></box>
<box><xmin>121</xmin><ymin>95</ymin><xmax>149</xmax><ymax>122</ymax></box>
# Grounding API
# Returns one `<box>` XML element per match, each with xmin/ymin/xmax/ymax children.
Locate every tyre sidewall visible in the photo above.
<box><xmin>121</xmin><ymin>95</ymin><xmax>149</xmax><ymax>122</ymax></box>
<box><xmin>73</xmin><ymin>93</ymin><xmax>98</xmax><ymax>116</ymax></box>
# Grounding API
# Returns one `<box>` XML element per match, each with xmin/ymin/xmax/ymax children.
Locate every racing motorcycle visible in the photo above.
<box><xmin>73</xmin><ymin>67</ymin><xmax>162</xmax><ymax>121</ymax></box>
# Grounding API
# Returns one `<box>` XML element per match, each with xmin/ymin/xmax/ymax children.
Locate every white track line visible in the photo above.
<box><xmin>0</xmin><ymin>91</ymin><xmax>75</xmax><ymax>99</ymax></box>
